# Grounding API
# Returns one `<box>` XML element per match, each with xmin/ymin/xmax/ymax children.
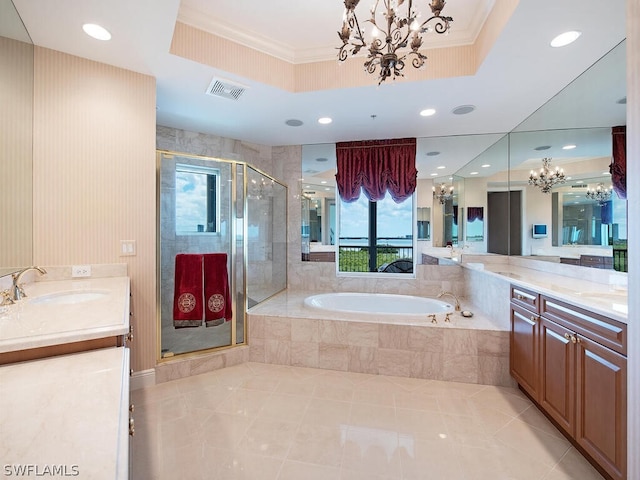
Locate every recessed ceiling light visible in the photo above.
<box><xmin>602</xmin><ymin>171</ymin><xmax>610</xmax><ymax>175</ymax></box>
<box><xmin>82</xmin><ymin>23</ymin><xmax>111</xmax><ymax>41</ymax></box>
<box><xmin>325</xmin><ymin>188</ymin><xmax>331</xmax><ymax>191</ymax></box>
<box><xmin>285</xmin><ymin>119</ymin><xmax>303</xmax><ymax>127</ymax></box>
<box><xmin>321</xmin><ymin>181</ymin><xmax>327</xmax><ymax>184</ymax></box>
<box><xmin>452</xmin><ymin>105</ymin><xmax>476</xmax><ymax>115</ymax></box>
<box><xmin>566</xmin><ymin>176</ymin><xmax>572</xmax><ymax>180</ymax></box>
<box><xmin>318</xmin><ymin>117</ymin><xmax>332</xmax><ymax>124</ymax></box>
<box><xmin>550</xmin><ymin>31</ymin><xmax>581</xmax><ymax>48</ymax></box>
<box><xmin>534</xmin><ymin>145</ymin><xmax>551</xmax><ymax>151</ymax></box>
<box><xmin>562</xmin><ymin>144</ymin><xmax>577</xmax><ymax>150</ymax></box>
<box><xmin>470</xmin><ymin>172</ymin><xmax>479</xmax><ymax>175</ymax></box>
<box><xmin>420</xmin><ymin>108</ymin><xmax>436</xmax><ymax>117</ymax></box>
<box><xmin>436</xmin><ymin>166</ymin><xmax>445</xmax><ymax>170</ymax></box>
<box><xmin>481</xmin><ymin>164</ymin><xmax>491</xmax><ymax>168</ymax></box>
<box><xmin>426</xmin><ymin>151</ymin><xmax>440</xmax><ymax>156</ymax></box>
<box><xmin>430</xmin><ymin>173</ymin><xmax>438</xmax><ymax>176</ymax></box>
<box><xmin>305</xmin><ymin>185</ymin><xmax>310</xmax><ymax>188</ymax></box>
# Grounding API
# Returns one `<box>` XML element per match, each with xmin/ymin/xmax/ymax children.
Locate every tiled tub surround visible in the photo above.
<box><xmin>248</xmin><ymin>290</ymin><xmax>513</xmax><ymax>386</ymax></box>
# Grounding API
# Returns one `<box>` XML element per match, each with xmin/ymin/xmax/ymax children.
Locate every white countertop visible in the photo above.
<box><xmin>463</xmin><ymin>261</ymin><xmax>628</xmax><ymax>323</ymax></box>
<box><xmin>0</xmin><ymin>276</ymin><xmax>130</xmax><ymax>353</ymax></box>
<box><xmin>0</xmin><ymin>347</ymin><xmax>130</xmax><ymax>479</ymax></box>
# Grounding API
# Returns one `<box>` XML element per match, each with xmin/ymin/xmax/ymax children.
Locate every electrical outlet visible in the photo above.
<box><xmin>71</xmin><ymin>265</ymin><xmax>91</xmax><ymax>277</ymax></box>
<box><xmin>120</xmin><ymin>240</ymin><xmax>136</xmax><ymax>256</ymax></box>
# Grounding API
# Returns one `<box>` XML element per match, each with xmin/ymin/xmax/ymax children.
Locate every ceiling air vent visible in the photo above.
<box><xmin>206</xmin><ymin>78</ymin><xmax>247</xmax><ymax>101</ymax></box>
<box><xmin>572</xmin><ymin>183</ymin><xmax>588</xmax><ymax>188</ymax></box>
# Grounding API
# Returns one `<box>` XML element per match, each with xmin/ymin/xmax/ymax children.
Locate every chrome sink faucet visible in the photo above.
<box><xmin>11</xmin><ymin>266</ymin><xmax>47</xmax><ymax>301</ymax></box>
<box><xmin>437</xmin><ymin>291</ymin><xmax>461</xmax><ymax>311</ymax></box>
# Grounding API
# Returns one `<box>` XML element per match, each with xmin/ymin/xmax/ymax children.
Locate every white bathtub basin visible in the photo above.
<box><xmin>304</xmin><ymin>292</ymin><xmax>454</xmax><ymax>316</ymax></box>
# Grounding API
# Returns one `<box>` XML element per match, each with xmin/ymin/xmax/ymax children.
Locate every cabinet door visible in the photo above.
<box><xmin>575</xmin><ymin>335</ymin><xmax>627</xmax><ymax>480</ymax></box>
<box><xmin>510</xmin><ymin>304</ymin><xmax>539</xmax><ymax>399</ymax></box>
<box><xmin>539</xmin><ymin>318</ymin><xmax>574</xmax><ymax>435</ymax></box>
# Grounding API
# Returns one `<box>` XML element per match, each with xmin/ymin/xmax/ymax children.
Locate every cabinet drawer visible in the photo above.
<box><xmin>510</xmin><ymin>285</ymin><xmax>539</xmax><ymax>313</ymax></box>
<box><xmin>540</xmin><ymin>295</ymin><xmax>626</xmax><ymax>355</ymax></box>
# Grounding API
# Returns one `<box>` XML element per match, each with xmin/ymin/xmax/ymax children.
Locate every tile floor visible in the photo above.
<box><xmin>131</xmin><ymin>362</ymin><xmax>604</xmax><ymax>480</ymax></box>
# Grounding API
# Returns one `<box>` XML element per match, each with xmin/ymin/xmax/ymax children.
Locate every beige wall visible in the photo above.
<box><xmin>0</xmin><ymin>36</ymin><xmax>33</xmax><ymax>267</ymax></box>
<box><xmin>32</xmin><ymin>47</ymin><xmax>157</xmax><ymax>372</ymax></box>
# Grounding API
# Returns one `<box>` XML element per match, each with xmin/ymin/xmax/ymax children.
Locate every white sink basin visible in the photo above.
<box><xmin>29</xmin><ymin>290</ymin><xmax>109</xmax><ymax>305</ymax></box>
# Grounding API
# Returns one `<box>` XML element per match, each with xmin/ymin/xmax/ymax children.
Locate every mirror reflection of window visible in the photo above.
<box><xmin>417</xmin><ymin>207</ymin><xmax>431</xmax><ymax>240</ymax></box>
<box><xmin>466</xmin><ymin>207</ymin><xmax>484</xmax><ymax>242</ymax></box>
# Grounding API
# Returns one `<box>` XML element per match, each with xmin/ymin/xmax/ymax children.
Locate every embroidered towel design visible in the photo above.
<box><xmin>173</xmin><ymin>253</ymin><xmax>204</xmax><ymax>328</ymax></box>
<box><xmin>203</xmin><ymin>253</ymin><xmax>232</xmax><ymax>327</ymax></box>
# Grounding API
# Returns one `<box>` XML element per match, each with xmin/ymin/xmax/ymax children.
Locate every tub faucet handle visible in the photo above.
<box><xmin>428</xmin><ymin>314</ymin><xmax>437</xmax><ymax>324</ymax></box>
<box><xmin>445</xmin><ymin>313</ymin><xmax>452</xmax><ymax>322</ymax></box>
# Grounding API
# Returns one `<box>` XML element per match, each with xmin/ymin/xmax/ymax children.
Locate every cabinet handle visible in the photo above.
<box><xmin>530</xmin><ymin>316</ymin><xmax>537</xmax><ymax>323</ymax></box>
<box><xmin>564</xmin><ymin>333</ymin><xmax>578</xmax><ymax>344</ymax></box>
<box><xmin>129</xmin><ymin>404</ymin><xmax>135</xmax><ymax>413</ymax></box>
<box><xmin>129</xmin><ymin>418</ymin><xmax>135</xmax><ymax>436</ymax></box>
<box><xmin>126</xmin><ymin>332</ymin><xmax>134</xmax><ymax>342</ymax></box>
<box><xmin>516</xmin><ymin>294</ymin><xmax>525</xmax><ymax>300</ymax></box>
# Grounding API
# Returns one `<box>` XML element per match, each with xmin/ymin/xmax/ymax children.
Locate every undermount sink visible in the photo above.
<box><xmin>29</xmin><ymin>290</ymin><xmax>109</xmax><ymax>305</ymax></box>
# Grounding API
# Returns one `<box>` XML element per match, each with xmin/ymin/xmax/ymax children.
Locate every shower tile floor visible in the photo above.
<box><xmin>131</xmin><ymin>362</ymin><xmax>604</xmax><ymax>480</ymax></box>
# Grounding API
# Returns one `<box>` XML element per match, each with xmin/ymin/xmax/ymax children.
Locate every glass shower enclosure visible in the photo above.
<box><xmin>157</xmin><ymin>151</ymin><xmax>287</xmax><ymax>358</ymax></box>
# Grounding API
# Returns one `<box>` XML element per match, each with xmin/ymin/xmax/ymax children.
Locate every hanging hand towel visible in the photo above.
<box><xmin>173</xmin><ymin>253</ymin><xmax>204</xmax><ymax>328</ymax></box>
<box><xmin>203</xmin><ymin>253</ymin><xmax>232</xmax><ymax>327</ymax></box>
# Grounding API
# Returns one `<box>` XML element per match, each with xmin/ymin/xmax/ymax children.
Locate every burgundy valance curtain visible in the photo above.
<box><xmin>611</xmin><ymin>126</ymin><xmax>626</xmax><ymax>200</ymax></box>
<box><xmin>335</xmin><ymin>138</ymin><xmax>417</xmax><ymax>203</ymax></box>
<box><xmin>467</xmin><ymin>207</ymin><xmax>484</xmax><ymax>223</ymax></box>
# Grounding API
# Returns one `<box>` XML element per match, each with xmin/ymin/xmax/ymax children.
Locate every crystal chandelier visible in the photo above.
<box><xmin>528</xmin><ymin>158</ymin><xmax>566</xmax><ymax>194</ymax></box>
<box><xmin>338</xmin><ymin>0</ymin><xmax>453</xmax><ymax>84</ymax></box>
<box><xmin>433</xmin><ymin>183</ymin><xmax>453</xmax><ymax>204</ymax></box>
<box><xmin>586</xmin><ymin>183</ymin><xmax>613</xmax><ymax>206</ymax></box>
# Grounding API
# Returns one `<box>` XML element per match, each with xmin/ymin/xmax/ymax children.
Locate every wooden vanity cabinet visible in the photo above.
<box><xmin>509</xmin><ymin>285</ymin><xmax>540</xmax><ymax>399</ymax></box>
<box><xmin>510</xmin><ymin>286</ymin><xmax>627</xmax><ymax>480</ymax></box>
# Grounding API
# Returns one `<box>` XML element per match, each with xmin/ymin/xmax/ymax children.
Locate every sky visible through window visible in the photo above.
<box><xmin>340</xmin><ymin>193</ymin><xmax>412</xmax><ymax>240</ymax></box>
<box><xmin>175</xmin><ymin>168</ymin><xmax>213</xmax><ymax>233</ymax></box>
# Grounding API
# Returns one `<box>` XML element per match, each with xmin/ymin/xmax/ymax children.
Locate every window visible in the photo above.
<box><xmin>338</xmin><ymin>193</ymin><xmax>414</xmax><ymax>273</ymax></box>
<box><xmin>175</xmin><ymin>164</ymin><xmax>220</xmax><ymax>234</ymax></box>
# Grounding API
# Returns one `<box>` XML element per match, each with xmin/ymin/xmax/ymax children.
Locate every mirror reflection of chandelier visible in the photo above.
<box><xmin>337</xmin><ymin>0</ymin><xmax>453</xmax><ymax>84</ymax></box>
<box><xmin>586</xmin><ymin>183</ymin><xmax>613</xmax><ymax>206</ymax></box>
<box><xmin>528</xmin><ymin>157</ymin><xmax>566</xmax><ymax>193</ymax></box>
<box><xmin>433</xmin><ymin>183</ymin><xmax>453</xmax><ymax>204</ymax></box>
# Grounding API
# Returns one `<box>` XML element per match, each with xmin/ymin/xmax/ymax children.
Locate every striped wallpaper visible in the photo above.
<box><xmin>0</xmin><ymin>36</ymin><xmax>33</xmax><ymax>268</ymax></box>
<box><xmin>32</xmin><ymin>47</ymin><xmax>157</xmax><ymax>372</ymax></box>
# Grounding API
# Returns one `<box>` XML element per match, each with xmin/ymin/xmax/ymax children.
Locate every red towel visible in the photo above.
<box><xmin>173</xmin><ymin>254</ymin><xmax>203</xmax><ymax>328</ymax></box>
<box><xmin>203</xmin><ymin>253</ymin><xmax>232</xmax><ymax>327</ymax></box>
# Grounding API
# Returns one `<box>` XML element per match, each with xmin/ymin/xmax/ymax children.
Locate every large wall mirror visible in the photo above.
<box><xmin>0</xmin><ymin>0</ymin><xmax>33</xmax><ymax>276</ymax></box>
<box><xmin>301</xmin><ymin>39</ymin><xmax>627</xmax><ymax>273</ymax></box>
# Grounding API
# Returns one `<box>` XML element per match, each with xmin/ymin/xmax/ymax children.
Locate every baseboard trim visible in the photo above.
<box><xmin>130</xmin><ymin>368</ymin><xmax>156</xmax><ymax>390</ymax></box>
